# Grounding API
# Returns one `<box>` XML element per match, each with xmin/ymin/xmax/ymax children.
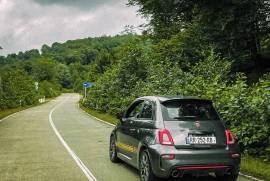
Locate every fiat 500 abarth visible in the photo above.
<box><xmin>109</xmin><ymin>96</ymin><xmax>240</xmax><ymax>181</ymax></box>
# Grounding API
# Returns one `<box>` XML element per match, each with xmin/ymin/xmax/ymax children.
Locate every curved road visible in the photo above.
<box><xmin>0</xmin><ymin>94</ymin><xmax>250</xmax><ymax>181</ymax></box>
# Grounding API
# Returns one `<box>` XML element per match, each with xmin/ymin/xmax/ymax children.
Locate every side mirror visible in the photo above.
<box><xmin>116</xmin><ymin>112</ymin><xmax>124</xmax><ymax>120</ymax></box>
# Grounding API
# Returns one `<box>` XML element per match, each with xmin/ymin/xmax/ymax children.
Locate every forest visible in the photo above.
<box><xmin>0</xmin><ymin>0</ymin><xmax>270</xmax><ymax>164</ymax></box>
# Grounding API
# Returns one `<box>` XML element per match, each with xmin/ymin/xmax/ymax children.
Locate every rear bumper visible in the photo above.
<box><xmin>147</xmin><ymin>144</ymin><xmax>241</xmax><ymax>178</ymax></box>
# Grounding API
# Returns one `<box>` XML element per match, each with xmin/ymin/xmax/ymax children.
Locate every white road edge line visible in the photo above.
<box><xmin>0</xmin><ymin>98</ymin><xmax>55</xmax><ymax>123</ymax></box>
<box><xmin>239</xmin><ymin>172</ymin><xmax>264</xmax><ymax>181</ymax></box>
<box><xmin>0</xmin><ymin>107</ymin><xmax>33</xmax><ymax>122</ymax></box>
<box><xmin>49</xmin><ymin>97</ymin><xmax>97</xmax><ymax>181</ymax></box>
<box><xmin>78</xmin><ymin>102</ymin><xmax>265</xmax><ymax>181</ymax></box>
<box><xmin>0</xmin><ymin>111</ymin><xmax>19</xmax><ymax>122</ymax></box>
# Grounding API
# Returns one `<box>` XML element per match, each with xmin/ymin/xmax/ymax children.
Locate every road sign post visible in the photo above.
<box><xmin>83</xmin><ymin>82</ymin><xmax>93</xmax><ymax>99</ymax></box>
<box><xmin>84</xmin><ymin>86</ymin><xmax>87</xmax><ymax>99</ymax></box>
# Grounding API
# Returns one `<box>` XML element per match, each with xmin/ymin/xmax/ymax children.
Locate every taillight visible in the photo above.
<box><xmin>159</xmin><ymin>129</ymin><xmax>174</xmax><ymax>146</ymax></box>
<box><xmin>226</xmin><ymin>129</ymin><xmax>235</xmax><ymax>145</ymax></box>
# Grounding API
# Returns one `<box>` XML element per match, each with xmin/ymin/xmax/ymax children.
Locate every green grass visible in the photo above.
<box><xmin>79</xmin><ymin>102</ymin><xmax>118</xmax><ymax>125</ymax></box>
<box><xmin>0</xmin><ymin>107</ymin><xmax>29</xmax><ymax>120</ymax></box>
<box><xmin>61</xmin><ymin>88</ymin><xmax>74</xmax><ymax>93</ymax></box>
<box><xmin>241</xmin><ymin>155</ymin><xmax>270</xmax><ymax>180</ymax></box>
<box><xmin>0</xmin><ymin>98</ymin><xmax>53</xmax><ymax>120</ymax></box>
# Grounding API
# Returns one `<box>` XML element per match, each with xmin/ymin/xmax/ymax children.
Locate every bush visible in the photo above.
<box><xmin>39</xmin><ymin>81</ymin><xmax>61</xmax><ymax>98</ymax></box>
<box><xmin>0</xmin><ymin>69</ymin><xmax>38</xmax><ymax>109</ymax></box>
<box><xmin>85</xmin><ymin>37</ymin><xmax>149</xmax><ymax>114</ymax></box>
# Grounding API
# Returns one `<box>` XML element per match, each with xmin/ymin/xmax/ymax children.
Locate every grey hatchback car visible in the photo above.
<box><xmin>109</xmin><ymin>96</ymin><xmax>240</xmax><ymax>181</ymax></box>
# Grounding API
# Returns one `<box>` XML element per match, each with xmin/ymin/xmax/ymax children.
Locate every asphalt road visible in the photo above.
<box><xmin>0</xmin><ymin>94</ymin><xmax>250</xmax><ymax>181</ymax></box>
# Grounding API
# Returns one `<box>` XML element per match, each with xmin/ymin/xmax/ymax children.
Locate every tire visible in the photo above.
<box><xmin>139</xmin><ymin>150</ymin><xmax>157</xmax><ymax>181</ymax></box>
<box><xmin>217</xmin><ymin>173</ymin><xmax>238</xmax><ymax>181</ymax></box>
<box><xmin>109</xmin><ymin>136</ymin><xmax>120</xmax><ymax>163</ymax></box>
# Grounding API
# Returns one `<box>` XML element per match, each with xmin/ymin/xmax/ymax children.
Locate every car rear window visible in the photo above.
<box><xmin>161</xmin><ymin>99</ymin><xmax>220</xmax><ymax>121</ymax></box>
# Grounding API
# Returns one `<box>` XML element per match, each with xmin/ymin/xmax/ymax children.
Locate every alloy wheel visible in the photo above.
<box><xmin>140</xmin><ymin>152</ymin><xmax>150</xmax><ymax>181</ymax></box>
<box><xmin>110</xmin><ymin>138</ymin><xmax>116</xmax><ymax>160</ymax></box>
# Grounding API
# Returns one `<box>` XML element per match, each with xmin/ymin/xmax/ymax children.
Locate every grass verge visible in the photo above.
<box><xmin>0</xmin><ymin>98</ymin><xmax>53</xmax><ymax>120</ymax></box>
<box><xmin>241</xmin><ymin>155</ymin><xmax>270</xmax><ymax>180</ymax></box>
<box><xmin>79</xmin><ymin>101</ymin><xmax>118</xmax><ymax>125</ymax></box>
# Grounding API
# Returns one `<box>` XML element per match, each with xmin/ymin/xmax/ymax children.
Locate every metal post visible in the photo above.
<box><xmin>84</xmin><ymin>87</ymin><xmax>87</xmax><ymax>99</ymax></box>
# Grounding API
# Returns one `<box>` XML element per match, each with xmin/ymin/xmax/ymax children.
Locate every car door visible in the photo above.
<box><xmin>116</xmin><ymin>100</ymin><xmax>144</xmax><ymax>163</ymax></box>
<box><xmin>130</xmin><ymin>100</ymin><xmax>155</xmax><ymax>166</ymax></box>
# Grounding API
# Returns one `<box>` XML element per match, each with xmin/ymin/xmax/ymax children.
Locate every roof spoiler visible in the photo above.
<box><xmin>160</xmin><ymin>98</ymin><xmax>212</xmax><ymax>104</ymax></box>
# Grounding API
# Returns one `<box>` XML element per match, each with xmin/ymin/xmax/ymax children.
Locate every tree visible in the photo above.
<box><xmin>0</xmin><ymin>56</ymin><xmax>6</xmax><ymax>65</ymax></box>
<box><xmin>57</xmin><ymin>64</ymin><xmax>72</xmax><ymax>88</ymax></box>
<box><xmin>39</xmin><ymin>80</ymin><xmax>60</xmax><ymax>98</ymax></box>
<box><xmin>33</xmin><ymin>58</ymin><xmax>57</xmax><ymax>81</ymax></box>
<box><xmin>81</xmin><ymin>49</ymin><xmax>98</xmax><ymax>65</ymax></box>
<box><xmin>0</xmin><ymin>69</ymin><xmax>38</xmax><ymax>109</ymax></box>
<box><xmin>17</xmin><ymin>49</ymin><xmax>40</xmax><ymax>61</ymax></box>
<box><xmin>128</xmin><ymin>0</ymin><xmax>270</xmax><ymax>65</ymax></box>
<box><xmin>86</xmin><ymin>37</ymin><xmax>150</xmax><ymax>113</ymax></box>
<box><xmin>41</xmin><ymin>44</ymin><xmax>51</xmax><ymax>55</ymax></box>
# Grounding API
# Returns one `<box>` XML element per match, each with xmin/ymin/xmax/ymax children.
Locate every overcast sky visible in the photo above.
<box><xmin>0</xmin><ymin>0</ymin><xmax>146</xmax><ymax>55</ymax></box>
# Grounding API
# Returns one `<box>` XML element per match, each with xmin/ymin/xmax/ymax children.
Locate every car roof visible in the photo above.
<box><xmin>138</xmin><ymin>96</ymin><xmax>212</xmax><ymax>103</ymax></box>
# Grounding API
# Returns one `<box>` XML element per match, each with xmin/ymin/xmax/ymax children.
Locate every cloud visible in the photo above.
<box><xmin>33</xmin><ymin>0</ymin><xmax>119</xmax><ymax>10</ymax></box>
<box><xmin>0</xmin><ymin>0</ymin><xmax>145</xmax><ymax>55</ymax></box>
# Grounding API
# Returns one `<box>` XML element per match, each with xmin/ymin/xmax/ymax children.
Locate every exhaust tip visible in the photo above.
<box><xmin>171</xmin><ymin>170</ymin><xmax>180</xmax><ymax>178</ymax></box>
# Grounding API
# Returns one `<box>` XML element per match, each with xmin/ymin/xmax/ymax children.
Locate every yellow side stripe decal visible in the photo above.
<box><xmin>116</xmin><ymin>142</ymin><xmax>137</xmax><ymax>153</ymax></box>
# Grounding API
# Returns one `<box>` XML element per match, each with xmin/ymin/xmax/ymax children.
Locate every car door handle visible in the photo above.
<box><xmin>130</xmin><ymin>128</ymin><xmax>136</xmax><ymax>132</ymax></box>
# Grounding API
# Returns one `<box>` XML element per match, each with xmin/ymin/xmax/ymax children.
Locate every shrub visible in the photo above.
<box><xmin>39</xmin><ymin>81</ymin><xmax>61</xmax><ymax>98</ymax></box>
<box><xmin>0</xmin><ymin>69</ymin><xmax>38</xmax><ymax>109</ymax></box>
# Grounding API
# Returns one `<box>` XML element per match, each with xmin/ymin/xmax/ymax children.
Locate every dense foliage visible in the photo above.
<box><xmin>0</xmin><ymin>69</ymin><xmax>38</xmax><ymax>109</ymax></box>
<box><xmin>129</xmin><ymin>0</ymin><xmax>270</xmax><ymax>76</ymax></box>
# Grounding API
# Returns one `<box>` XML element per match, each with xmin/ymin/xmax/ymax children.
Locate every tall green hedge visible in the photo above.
<box><xmin>85</xmin><ymin>41</ymin><xmax>270</xmax><ymax>156</ymax></box>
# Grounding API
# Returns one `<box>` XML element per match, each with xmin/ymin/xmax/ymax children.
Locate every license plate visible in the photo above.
<box><xmin>186</xmin><ymin>136</ymin><xmax>216</xmax><ymax>144</ymax></box>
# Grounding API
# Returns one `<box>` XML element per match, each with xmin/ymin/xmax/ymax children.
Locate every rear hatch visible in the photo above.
<box><xmin>160</xmin><ymin>99</ymin><xmax>227</xmax><ymax>149</ymax></box>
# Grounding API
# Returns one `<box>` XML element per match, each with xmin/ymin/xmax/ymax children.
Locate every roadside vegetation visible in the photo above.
<box><xmin>0</xmin><ymin>0</ymin><xmax>269</xmax><ymax>179</ymax></box>
<box><xmin>0</xmin><ymin>106</ymin><xmax>31</xmax><ymax>120</ymax></box>
<box><xmin>0</xmin><ymin>98</ymin><xmax>52</xmax><ymax>120</ymax></box>
<box><xmin>241</xmin><ymin>155</ymin><xmax>270</xmax><ymax>180</ymax></box>
<box><xmin>79</xmin><ymin>101</ymin><xmax>118</xmax><ymax>125</ymax></box>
